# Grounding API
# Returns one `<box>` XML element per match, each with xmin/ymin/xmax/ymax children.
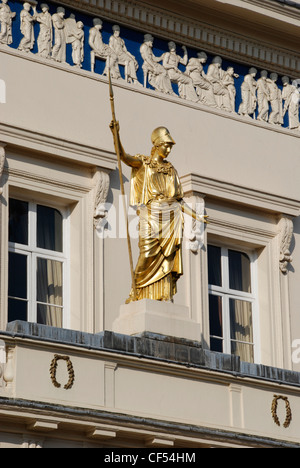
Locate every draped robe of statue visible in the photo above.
<box><xmin>19</xmin><ymin>7</ymin><xmax>35</xmax><ymax>52</ymax></box>
<box><xmin>282</xmin><ymin>80</ymin><xmax>300</xmax><ymax>130</ymax></box>
<box><xmin>0</xmin><ymin>2</ymin><xmax>15</xmax><ymax>45</ymax></box>
<box><xmin>128</xmin><ymin>154</ymin><xmax>184</xmax><ymax>302</ymax></box>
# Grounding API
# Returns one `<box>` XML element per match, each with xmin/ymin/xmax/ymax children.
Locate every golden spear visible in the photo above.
<box><xmin>108</xmin><ymin>69</ymin><xmax>137</xmax><ymax>301</ymax></box>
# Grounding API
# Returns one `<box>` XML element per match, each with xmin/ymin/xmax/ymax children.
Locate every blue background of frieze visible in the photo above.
<box><xmin>3</xmin><ymin>0</ymin><xmax>292</xmax><ymax>127</ymax></box>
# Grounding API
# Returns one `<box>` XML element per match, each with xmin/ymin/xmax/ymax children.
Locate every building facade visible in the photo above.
<box><xmin>0</xmin><ymin>0</ymin><xmax>300</xmax><ymax>448</ymax></box>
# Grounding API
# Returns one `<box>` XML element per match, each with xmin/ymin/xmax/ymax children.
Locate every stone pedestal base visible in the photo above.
<box><xmin>112</xmin><ymin>299</ymin><xmax>201</xmax><ymax>342</ymax></box>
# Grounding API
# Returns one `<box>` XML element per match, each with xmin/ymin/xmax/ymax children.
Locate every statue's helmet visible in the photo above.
<box><xmin>151</xmin><ymin>127</ymin><xmax>176</xmax><ymax>147</ymax></box>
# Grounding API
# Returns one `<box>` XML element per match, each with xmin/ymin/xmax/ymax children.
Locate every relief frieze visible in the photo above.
<box><xmin>0</xmin><ymin>0</ymin><xmax>299</xmax><ymax>131</ymax></box>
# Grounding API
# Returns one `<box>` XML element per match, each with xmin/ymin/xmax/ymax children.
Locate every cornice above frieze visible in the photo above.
<box><xmin>267</xmin><ymin>0</ymin><xmax>300</xmax><ymax>15</ymax></box>
<box><xmin>177</xmin><ymin>0</ymin><xmax>300</xmax><ymax>21</ymax></box>
<box><xmin>54</xmin><ymin>0</ymin><xmax>300</xmax><ymax>75</ymax></box>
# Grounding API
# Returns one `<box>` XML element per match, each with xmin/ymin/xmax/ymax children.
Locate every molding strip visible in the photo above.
<box><xmin>0</xmin><ymin>396</ymin><xmax>299</xmax><ymax>447</ymax></box>
<box><xmin>181</xmin><ymin>173</ymin><xmax>300</xmax><ymax>216</ymax></box>
<box><xmin>0</xmin><ymin>122</ymin><xmax>116</xmax><ymax>171</ymax></box>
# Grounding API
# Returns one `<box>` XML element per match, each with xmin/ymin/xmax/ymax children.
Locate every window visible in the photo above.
<box><xmin>8</xmin><ymin>198</ymin><xmax>67</xmax><ymax>328</ymax></box>
<box><xmin>208</xmin><ymin>244</ymin><xmax>258</xmax><ymax>363</ymax></box>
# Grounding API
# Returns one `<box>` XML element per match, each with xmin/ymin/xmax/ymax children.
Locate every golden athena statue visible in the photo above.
<box><xmin>110</xmin><ymin>122</ymin><xmax>208</xmax><ymax>303</ymax></box>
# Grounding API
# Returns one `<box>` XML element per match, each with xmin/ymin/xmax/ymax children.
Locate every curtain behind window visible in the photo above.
<box><xmin>37</xmin><ymin>258</ymin><xmax>63</xmax><ymax>327</ymax></box>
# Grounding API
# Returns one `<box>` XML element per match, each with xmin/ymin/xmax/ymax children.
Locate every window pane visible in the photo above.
<box><xmin>9</xmin><ymin>199</ymin><xmax>28</xmax><ymax>245</ymax></box>
<box><xmin>37</xmin><ymin>205</ymin><xmax>63</xmax><ymax>252</ymax></box>
<box><xmin>230</xmin><ymin>299</ymin><xmax>253</xmax><ymax>343</ymax></box>
<box><xmin>231</xmin><ymin>341</ymin><xmax>254</xmax><ymax>363</ymax></box>
<box><xmin>37</xmin><ymin>304</ymin><xmax>62</xmax><ymax>328</ymax></box>
<box><xmin>8</xmin><ymin>298</ymin><xmax>27</xmax><ymax>322</ymax></box>
<box><xmin>8</xmin><ymin>252</ymin><xmax>27</xmax><ymax>299</ymax></box>
<box><xmin>209</xmin><ymin>294</ymin><xmax>223</xmax><ymax>338</ymax></box>
<box><xmin>37</xmin><ymin>258</ymin><xmax>63</xmax><ymax>306</ymax></box>
<box><xmin>210</xmin><ymin>337</ymin><xmax>223</xmax><ymax>353</ymax></box>
<box><xmin>208</xmin><ymin>245</ymin><xmax>222</xmax><ymax>286</ymax></box>
<box><xmin>228</xmin><ymin>250</ymin><xmax>251</xmax><ymax>293</ymax></box>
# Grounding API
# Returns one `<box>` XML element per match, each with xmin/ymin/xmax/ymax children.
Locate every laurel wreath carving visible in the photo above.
<box><xmin>50</xmin><ymin>355</ymin><xmax>75</xmax><ymax>390</ymax></box>
<box><xmin>271</xmin><ymin>395</ymin><xmax>292</xmax><ymax>428</ymax></box>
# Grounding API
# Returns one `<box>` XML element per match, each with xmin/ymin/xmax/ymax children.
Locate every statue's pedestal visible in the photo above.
<box><xmin>112</xmin><ymin>299</ymin><xmax>201</xmax><ymax>342</ymax></box>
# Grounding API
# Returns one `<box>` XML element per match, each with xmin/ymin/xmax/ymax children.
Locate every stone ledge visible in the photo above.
<box><xmin>4</xmin><ymin>321</ymin><xmax>300</xmax><ymax>387</ymax></box>
<box><xmin>0</xmin><ymin>396</ymin><xmax>299</xmax><ymax>448</ymax></box>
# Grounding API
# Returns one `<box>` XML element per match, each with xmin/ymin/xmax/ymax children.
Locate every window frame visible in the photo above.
<box><xmin>8</xmin><ymin>198</ymin><xmax>70</xmax><ymax>328</ymax></box>
<box><xmin>208</xmin><ymin>243</ymin><xmax>260</xmax><ymax>363</ymax></box>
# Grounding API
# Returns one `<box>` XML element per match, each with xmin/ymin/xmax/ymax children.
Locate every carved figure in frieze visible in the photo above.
<box><xmin>18</xmin><ymin>2</ymin><xmax>37</xmax><ymax>53</ymax></box>
<box><xmin>222</xmin><ymin>66</ymin><xmax>239</xmax><ymax>113</ymax></box>
<box><xmin>163</xmin><ymin>42</ymin><xmax>198</xmax><ymax>102</ymax></box>
<box><xmin>51</xmin><ymin>6</ymin><xmax>66</xmax><ymax>63</ymax></box>
<box><xmin>72</xmin><ymin>21</ymin><xmax>85</xmax><ymax>68</ymax></box>
<box><xmin>207</xmin><ymin>56</ymin><xmax>231</xmax><ymax>112</ymax></box>
<box><xmin>109</xmin><ymin>25</ymin><xmax>141</xmax><ymax>85</ymax></box>
<box><xmin>89</xmin><ymin>18</ymin><xmax>120</xmax><ymax>77</ymax></box>
<box><xmin>238</xmin><ymin>67</ymin><xmax>257</xmax><ymax>118</ymax></box>
<box><xmin>34</xmin><ymin>3</ymin><xmax>52</xmax><ymax>59</ymax></box>
<box><xmin>0</xmin><ymin>0</ymin><xmax>16</xmax><ymax>45</ymax></box>
<box><xmin>65</xmin><ymin>16</ymin><xmax>85</xmax><ymax>68</ymax></box>
<box><xmin>267</xmin><ymin>72</ymin><xmax>283</xmax><ymax>126</ymax></box>
<box><xmin>257</xmin><ymin>70</ymin><xmax>270</xmax><ymax>122</ymax></box>
<box><xmin>186</xmin><ymin>51</ymin><xmax>217</xmax><ymax>108</ymax></box>
<box><xmin>282</xmin><ymin>76</ymin><xmax>300</xmax><ymax>130</ymax></box>
<box><xmin>140</xmin><ymin>34</ymin><xmax>175</xmax><ymax>96</ymax></box>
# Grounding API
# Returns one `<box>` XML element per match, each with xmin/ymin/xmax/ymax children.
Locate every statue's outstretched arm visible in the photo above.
<box><xmin>181</xmin><ymin>201</ymin><xmax>209</xmax><ymax>223</ymax></box>
<box><xmin>109</xmin><ymin>121</ymin><xmax>142</xmax><ymax>168</ymax></box>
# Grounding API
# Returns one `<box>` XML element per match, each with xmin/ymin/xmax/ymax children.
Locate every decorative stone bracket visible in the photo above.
<box><xmin>184</xmin><ymin>195</ymin><xmax>206</xmax><ymax>253</ymax></box>
<box><xmin>3</xmin><ymin>345</ymin><xmax>14</xmax><ymax>388</ymax></box>
<box><xmin>0</xmin><ymin>340</ymin><xmax>5</xmax><ymax>387</ymax></box>
<box><xmin>0</xmin><ymin>144</ymin><xmax>5</xmax><ymax>195</ymax></box>
<box><xmin>278</xmin><ymin>216</ymin><xmax>294</xmax><ymax>274</ymax></box>
<box><xmin>94</xmin><ymin>169</ymin><xmax>110</xmax><ymax>237</ymax></box>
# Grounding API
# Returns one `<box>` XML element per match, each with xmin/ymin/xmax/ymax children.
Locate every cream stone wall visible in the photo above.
<box><xmin>289</xmin><ymin>216</ymin><xmax>300</xmax><ymax>372</ymax></box>
<box><xmin>1</xmin><ymin>43</ymin><xmax>300</xmax><ymax>365</ymax></box>
<box><xmin>0</xmin><ymin>331</ymin><xmax>299</xmax><ymax>448</ymax></box>
<box><xmin>1</xmin><ymin>48</ymin><xmax>300</xmax><ymax>201</ymax></box>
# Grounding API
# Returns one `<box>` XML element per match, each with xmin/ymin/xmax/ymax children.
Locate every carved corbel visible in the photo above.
<box><xmin>278</xmin><ymin>216</ymin><xmax>294</xmax><ymax>274</ymax></box>
<box><xmin>3</xmin><ymin>345</ymin><xmax>14</xmax><ymax>388</ymax></box>
<box><xmin>185</xmin><ymin>195</ymin><xmax>206</xmax><ymax>253</ymax></box>
<box><xmin>94</xmin><ymin>169</ymin><xmax>110</xmax><ymax>237</ymax></box>
<box><xmin>0</xmin><ymin>144</ymin><xmax>5</xmax><ymax>195</ymax></box>
<box><xmin>0</xmin><ymin>340</ymin><xmax>5</xmax><ymax>387</ymax></box>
